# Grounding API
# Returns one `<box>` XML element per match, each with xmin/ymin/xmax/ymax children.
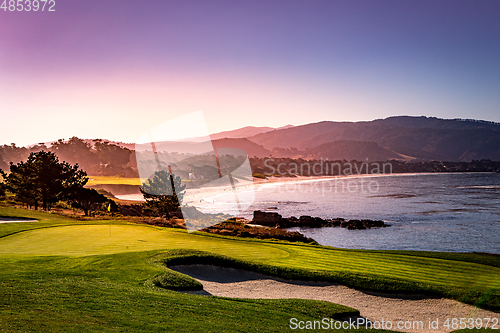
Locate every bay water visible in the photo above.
<box><xmin>242</xmin><ymin>173</ymin><xmax>500</xmax><ymax>253</ymax></box>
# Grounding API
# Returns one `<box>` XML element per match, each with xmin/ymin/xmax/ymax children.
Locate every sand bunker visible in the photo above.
<box><xmin>171</xmin><ymin>265</ymin><xmax>499</xmax><ymax>333</ymax></box>
<box><xmin>0</xmin><ymin>217</ymin><xmax>37</xmax><ymax>223</ymax></box>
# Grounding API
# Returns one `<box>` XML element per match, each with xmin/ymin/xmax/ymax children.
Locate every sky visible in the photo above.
<box><xmin>1</xmin><ymin>0</ymin><xmax>500</xmax><ymax>146</ymax></box>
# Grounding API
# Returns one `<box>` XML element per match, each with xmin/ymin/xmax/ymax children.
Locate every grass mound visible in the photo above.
<box><xmin>150</xmin><ymin>269</ymin><xmax>203</xmax><ymax>291</ymax></box>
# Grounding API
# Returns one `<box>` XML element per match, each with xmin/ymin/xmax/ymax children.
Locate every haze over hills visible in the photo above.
<box><xmin>163</xmin><ymin>125</ymin><xmax>296</xmax><ymax>143</ymax></box>
<box><xmin>3</xmin><ymin>116</ymin><xmax>500</xmax><ymax>165</ymax></box>
<box><xmin>135</xmin><ymin>138</ymin><xmax>271</xmax><ymax>158</ymax></box>
<box><xmin>138</xmin><ymin>116</ymin><xmax>500</xmax><ymax>162</ymax></box>
<box><xmin>271</xmin><ymin>141</ymin><xmax>407</xmax><ymax>162</ymax></box>
<box><xmin>209</xmin><ymin>125</ymin><xmax>294</xmax><ymax>140</ymax></box>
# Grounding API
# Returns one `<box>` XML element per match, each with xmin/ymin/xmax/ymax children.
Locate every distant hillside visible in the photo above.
<box><xmin>373</xmin><ymin>116</ymin><xmax>500</xmax><ymax>131</ymax></box>
<box><xmin>5</xmin><ymin>117</ymin><xmax>500</xmax><ymax>167</ymax></box>
<box><xmin>212</xmin><ymin>138</ymin><xmax>270</xmax><ymax>158</ymax></box>
<box><xmin>165</xmin><ymin>124</ymin><xmax>295</xmax><ymax>143</ymax></box>
<box><xmin>271</xmin><ymin>141</ymin><xmax>405</xmax><ymax>161</ymax></box>
<box><xmin>248</xmin><ymin>116</ymin><xmax>500</xmax><ymax>161</ymax></box>
<box><xmin>210</xmin><ymin>126</ymin><xmax>274</xmax><ymax>140</ymax></box>
<box><xmin>134</xmin><ymin>137</ymin><xmax>271</xmax><ymax>158</ymax></box>
<box><xmin>306</xmin><ymin>141</ymin><xmax>404</xmax><ymax>162</ymax></box>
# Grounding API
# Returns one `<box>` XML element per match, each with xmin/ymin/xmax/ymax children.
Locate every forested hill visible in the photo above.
<box><xmin>247</xmin><ymin>116</ymin><xmax>500</xmax><ymax>161</ymax></box>
<box><xmin>2</xmin><ymin>116</ymin><xmax>500</xmax><ymax>176</ymax></box>
<box><xmin>0</xmin><ymin>137</ymin><xmax>137</xmax><ymax>177</ymax></box>
<box><xmin>1</xmin><ymin>134</ymin><xmax>500</xmax><ymax>178</ymax></box>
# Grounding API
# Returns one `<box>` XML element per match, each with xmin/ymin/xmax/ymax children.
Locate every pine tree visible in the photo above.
<box><xmin>1</xmin><ymin>151</ymin><xmax>88</xmax><ymax>211</ymax></box>
<box><xmin>140</xmin><ymin>170</ymin><xmax>186</xmax><ymax>218</ymax></box>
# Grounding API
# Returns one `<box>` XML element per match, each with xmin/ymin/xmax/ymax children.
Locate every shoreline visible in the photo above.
<box><xmin>183</xmin><ymin>171</ymin><xmax>495</xmax><ymax>206</ymax></box>
<box><xmin>251</xmin><ymin>171</ymin><xmax>497</xmax><ymax>188</ymax></box>
<box><xmin>115</xmin><ymin>171</ymin><xmax>497</xmax><ymax>202</ymax></box>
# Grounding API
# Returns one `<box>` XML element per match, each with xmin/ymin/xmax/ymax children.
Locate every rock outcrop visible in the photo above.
<box><xmin>252</xmin><ymin>211</ymin><xmax>389</xmax><ymax>230</ymax></box>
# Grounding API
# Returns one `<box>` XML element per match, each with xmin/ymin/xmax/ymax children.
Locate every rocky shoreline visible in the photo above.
<box><xmin>252</xmin><ymin>211</ymin><xmax>390</xmax><ymax>230</ymax></box>
<box><xmin>116</xmin><ymin>204</ymin><xmax>390</xmax><ymax>243</ymax></box>
<box><xmin>201</xmin><ymin>218</ymin><xmax>318</xmax><ymax>244</ymax></box>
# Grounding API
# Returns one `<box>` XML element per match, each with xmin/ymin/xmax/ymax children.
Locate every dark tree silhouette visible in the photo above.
<box><xmin>69</xmin><ymin>188</ymin><xmax>107</xmax><ymax>216</ymax></box>
<box><xmin>0</xmin><ymin>154</ymin><xmax>8</xmax><ymax>171</ymax></box>
<box><xmin>0</xmin><ymin>179</ymin><xmax>6</xmax><ymax>199</ymax></box>
<box><xmin>140</xmin><ymin>170</ymin><xmax>186</xmax><ymax>218</ymax></box>
<box><xmin>50</xmin><ymin>137</ymin><xmax>97</xmax><ymax>172</ymax></box>
<box><xmin>1</xmin><ymin>151</ymin><xmax>88</xmax><ymax>211</ymax></box>
<box><xmin>1</xmin><ymin>157</ymin><xmax>40</xmax><ymax>209</ymax></box>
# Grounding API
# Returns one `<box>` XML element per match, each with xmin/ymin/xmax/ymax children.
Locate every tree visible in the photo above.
<box><xmin>2</xmin><ymin>151</ymin><xmax>88</xmax><ymax>211</ymax></box>
<box><xmin>0</xmin><ymin>177</ymin><xmax>6</xmax><ymax>199</ymax></box>
<box><xmin>1</xmin><ymin>158</ymin><xmax>40</xmax><ymax>209</ymax></box>
<box><xmin>50</xmin><ymin>137</ymin><xmax>97</xmax><ymax>172</ymax></box>
<box><xmin>140</xmin><ymin>170</ymin><xmax>186</xmax><ymax>218</ymax></box>
<box><xmin>69</xmin><ymin>188</ymin><xmax>107</xmax><ymax>216</ymax></box>
<box><xmin>0</xmin><ymin>154</ymin><xmax>8</xmax><ymax>171</ymax></box>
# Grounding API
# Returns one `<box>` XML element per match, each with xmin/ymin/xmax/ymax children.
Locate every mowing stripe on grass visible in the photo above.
<box><xmin>0</xmin><ymin>224</ymin><xmax>498</xmax><ymax>294</ymax></box>
<box><xmin>1</xmin><ymin>206</ymin><xmax>499</xmax><ymax>311</ymax></box>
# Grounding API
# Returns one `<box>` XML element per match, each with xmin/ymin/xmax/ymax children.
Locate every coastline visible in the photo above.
<box><xmin>252</xmin><ymin>171</ymin><xmax>498</xmax><ymax>187</ymax></box>
<box><xmin>115</xmin><ymin>171</ymin><xmax>497</xmax><ymax>202</ymax></box>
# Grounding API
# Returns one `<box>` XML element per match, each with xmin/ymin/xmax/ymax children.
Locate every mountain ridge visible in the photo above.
<box><xmin>5</xmin><ymin>116</ymin><xmax>500</xmax><ymax>163</ymax></box>
<box><xmin>246</xmin><ymin>116</ymin><xmax>500</xmax><ymax>161</ymax></box>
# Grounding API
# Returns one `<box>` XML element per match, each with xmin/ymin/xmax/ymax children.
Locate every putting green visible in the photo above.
<box><xmin>0</xmin><ymin>224</ymin><xmax>289</xmax><ymax>260</ymax></box>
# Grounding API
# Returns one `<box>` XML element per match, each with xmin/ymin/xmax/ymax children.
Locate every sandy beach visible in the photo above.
<box><xmin>114</xmin><ymin>171</ymin><xmax>463</xmax><ymax>202</ymax></box>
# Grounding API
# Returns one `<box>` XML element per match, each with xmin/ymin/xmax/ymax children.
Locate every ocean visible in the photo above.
<box><xmin>219</xmin><ymin>173</ymin><xmax>500</xmax><ymax>254</ymax></box>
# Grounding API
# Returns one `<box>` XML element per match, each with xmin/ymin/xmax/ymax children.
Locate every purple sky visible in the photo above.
<box><xmin>1</xmin><ymin>0</ymin><xmax>500</xmax><ymax>146</ymax></box>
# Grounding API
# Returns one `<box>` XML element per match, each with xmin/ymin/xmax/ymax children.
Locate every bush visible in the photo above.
<box><xmin>53</xmin><ymin>201</ymin><xmax>73</xmax><ymax>210</ymax></box>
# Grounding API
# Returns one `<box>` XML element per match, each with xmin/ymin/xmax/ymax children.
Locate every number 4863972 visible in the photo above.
<box><xmin>1</xmin><ymin>0</ymin><xmax>56</xmax><ymax>11</ymax></box>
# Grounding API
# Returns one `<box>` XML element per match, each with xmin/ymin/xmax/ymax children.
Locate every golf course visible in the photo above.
<box><xmin>0</xmin><ymin>206</ymin><xmax>499</xmax><ymax>332</ymax></box>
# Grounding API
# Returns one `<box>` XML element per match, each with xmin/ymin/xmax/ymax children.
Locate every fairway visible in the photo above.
<box><xmin>1</xmin><ymin>221</ymin><xmax>499</xmax><ymax>296</ymax></box>
<box><xmin>0</xmin><ymin>207</ymin><xmax>499</xmax><ymax>332</ymax></box>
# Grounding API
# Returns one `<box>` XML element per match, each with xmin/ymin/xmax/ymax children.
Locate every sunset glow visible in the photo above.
<box><xmin>1</xmin><ymin>1</ymin><xmax>500</xmax><ymax>146</ymax></box>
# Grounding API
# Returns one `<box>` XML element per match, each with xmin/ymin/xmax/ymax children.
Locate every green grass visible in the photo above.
<box><xmin>0</xmin><ymin>205</ymin><xmax>135</xmax><ymax>241</ymax></box>
<box><xmin>0</xmin><ymin>251</ymin><xmax>372</xmax><ymax>333</ymax></box>
<box><xmin>0</xmin><ymin>206</ymin><xmax>499</xmax><ymax>332</ymax></box>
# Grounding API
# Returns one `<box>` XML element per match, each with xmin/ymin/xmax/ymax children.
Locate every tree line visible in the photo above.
<box><xmin>0</xmin><ymin>137</ymin><xmax>136</xmax><ymax>177</ymax></box>
<box><xmin>0</xmin><ymin>150</ymin><xmax>186</xmax><ymax>218</ymax></box>
<box><xmin>0</xmin><ymin>151</ymin><xmax>110</xmax><ymax>215</ymax></box>
<box><xmin>250</xmin><ymin>158</ymin><xmax>500</xmax><ymax>177</ymax></box>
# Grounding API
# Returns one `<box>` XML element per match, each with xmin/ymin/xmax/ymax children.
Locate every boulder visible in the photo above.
<box><xmin>340</xmin><ymin>219</ymin><xmax>389</xmax><ymax>230</ymax></box>
<box><xmin>329</xmin><ymin>218</ymin><xmax>344</xmax><ymax>227</ymax></box>
<box><xmin>296</xmin><ymin>215</ymin><xmax>329</xmax><ymax>227</ymax></box>
<box><xmin>253</xmin><ymin>210</ymin><xmax>389</xmax><ymax>230</ymax></box>
<box><xmin>252</xmin><ymin>210</ymin><xmax>285</xmax><ymax>227</ymax></box>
